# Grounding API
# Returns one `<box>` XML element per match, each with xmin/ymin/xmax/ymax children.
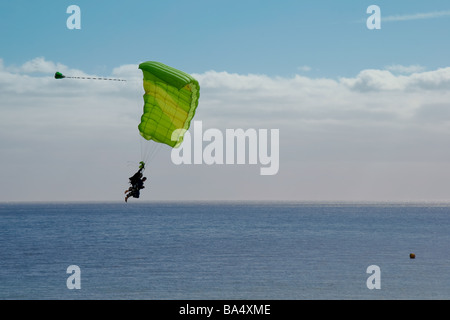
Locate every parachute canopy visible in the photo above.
<box><xmin>138</xmin><ymin>61</ymin><xmax>200</xmax><ymax>148</ymax></box>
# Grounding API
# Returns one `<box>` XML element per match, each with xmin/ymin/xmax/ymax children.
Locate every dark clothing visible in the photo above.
<box><xmin>129</xmin><ymin>168</ymin><xmax>144</xmax><ymax>185</ymax></box>
<box><xmin>130</xmin><ymin>189</ymin><xmax>140</xmax><ymax>199</ymax></box>
<box><xmin>125</xmin><ymin>167</ymin><xmax>146</xmax><ymax>202</ymax></box>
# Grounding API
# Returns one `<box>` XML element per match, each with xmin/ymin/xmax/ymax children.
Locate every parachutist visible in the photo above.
<box><xmin>125</xmin><ymin>162</ymin><xmax>147</xmax><ymax>202</ymax></box>
<box><xmin>125</xmin><ymin>176</ymin><xmax>147</xmax><ymax>202</ymax></box>
<box><xmin>122</xmin><ymin>61</ymin><xmax>199</xmax><ymax>202</ymax></box>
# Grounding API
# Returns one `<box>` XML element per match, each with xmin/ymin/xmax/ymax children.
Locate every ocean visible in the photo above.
<box><xmin>0</xmin><ymin>201</ymin><xmax>449</xmax><ymax>300</ymax></box>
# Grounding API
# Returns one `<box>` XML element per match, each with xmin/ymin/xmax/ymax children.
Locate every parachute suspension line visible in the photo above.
<box><xmin>139</xmin><ymin>138</ymin><xmax>163</xmax><ymax>166</ymax></box>
<box><xmin>54</xmin><ymin>72</ymin><xmax>126</xmax><ymax>81</ymax></box>
<box><xmin>65</xmin><ymin>76</ymin><xmax>126</xmax><ymax>81</ymax></box>
<box><xmin>140</xmin><ymin>138</ymin><xmax>150</xmax><ymax>163</ymax></box>
<box><xmin>148</xmin><ymin>143</ymin><xmax>163</xmax><ymax>162</ymax></box>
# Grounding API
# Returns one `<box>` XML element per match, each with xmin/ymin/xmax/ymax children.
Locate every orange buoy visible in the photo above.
<box><xmin>409</xmin><ymin>253</ymin><xmax>416</xmax><ymax>259</ymax></box>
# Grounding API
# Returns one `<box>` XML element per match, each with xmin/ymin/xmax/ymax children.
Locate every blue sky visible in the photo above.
<box><xmin>1</xmin><ymin>0</ymin><xmax>450</xmax><ymax>77</ymax></box>
<box><xmin>2</xmin><ymin>1</ymin><xmax>450</xmax><ymax>202</ymax></box>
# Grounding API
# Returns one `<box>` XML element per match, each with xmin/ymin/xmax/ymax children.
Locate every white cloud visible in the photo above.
<box><xmin>112</xmin><ymin>64</ymin><xmax>142</xmax><ymax>80</ymax></box>
<box><xmin>2</xmin><ymin>57</ymin><xmax>450</xmax><ymax>201</ymax></box>
<box><xmin>385</xmin><ymin>64</ymin><xmax>426</xmax><ymax>74</ymax></box>
<box><xmin>297</xmin><ymin>65</ymin><xmax>312</xmax><ymax>72</ymax></box>
<box><xmin>340</xmin><ymin>69</ymin><xmax>408</xmax><ymax>92</ymax></box>
<box><xmin>3</xmin><ymin>57</ymin><xmax>87</xmax><ymax>77</ymax></box>
<box><xmin>340</xmin><ymin>67</ymin><xmax>450</xmax><ymax>92</ymax></box>
<box><xmin>20</xmin><ymin>57</ymin><xmax>67</xmax><ymax>74</ymax></box>
<box><xmin>0</xmin><ymin>58</ymin><xmax>143</xmax><ymax>201</ymax></box>
<box><xmin>384</xmin><ymin>10</ymin><xmax>450</xmax><ymax>22</ymax></box>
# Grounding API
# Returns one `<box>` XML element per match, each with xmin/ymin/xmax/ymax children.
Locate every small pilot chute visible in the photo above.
<box><xmin>54</xmin><ymin>71</ymin><xmax>126</xmax><ymax>81</ymax></box>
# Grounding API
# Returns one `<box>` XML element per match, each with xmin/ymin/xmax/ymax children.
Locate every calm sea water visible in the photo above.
<box><xmin>0</xmin><ymin>201</ymin><xmax>449</xmax><ymax>300</ymax></box>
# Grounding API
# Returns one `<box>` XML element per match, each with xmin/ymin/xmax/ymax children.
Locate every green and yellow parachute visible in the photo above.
<box><xmin>138</xmin><ymin>61</ymin><xmax>200</xmax><ymax>149</ymax></box>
